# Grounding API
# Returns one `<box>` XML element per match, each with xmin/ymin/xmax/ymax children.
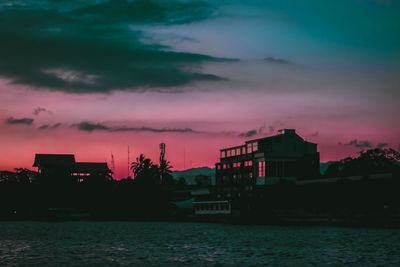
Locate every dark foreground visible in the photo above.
<box><xmin>1</xmin><ymin>222</ymin><xmax>400</xmax><ymax>266</ymax></box>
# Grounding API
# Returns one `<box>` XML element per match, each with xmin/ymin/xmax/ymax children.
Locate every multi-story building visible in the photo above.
<box><xmin>215</xmin><ymin>129</ymin><xmax>319</xmax><ymax>197</ymax></box>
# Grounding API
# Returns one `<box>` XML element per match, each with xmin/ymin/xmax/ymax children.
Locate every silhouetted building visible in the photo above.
<box><xmin>215</xmin><ymin>129</ymin><xmax>319</xmax><ymax>198</ymax></box>
<box><xmin>72</xmin><ymin>162</ymin><xmax>112</xmax><ymax>182</ymax></box>
<box><xmin>33</xmin><ymin>154</ymin><xmax>111</xmax><ymax>183</ymax></box>
<box><xmin>33</xmin><ymin>154</ymin><xmax>75</xmax><ymax>182</ymax></box>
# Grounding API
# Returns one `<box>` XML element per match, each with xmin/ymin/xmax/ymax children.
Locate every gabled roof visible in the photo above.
<box><xmin>72</xmin><ymin>162</ymin><xmax>111</xmax><ymax>173</ymax></box>
<box><xmin>33</xmin><ymin>154</ymin><xmax>75</xmax><ymax>167</ymax></box>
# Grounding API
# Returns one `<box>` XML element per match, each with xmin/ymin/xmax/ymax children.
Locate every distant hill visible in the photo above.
<box><xmin>172</xmin><ymin>167</ymin><xmax>215</xmax><ymax>185</ymax></box>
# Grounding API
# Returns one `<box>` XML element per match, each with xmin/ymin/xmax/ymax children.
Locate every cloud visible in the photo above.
<box><xmin>239</xmin><ymin>121</ymin><xmax>286</xmax><ymax>138</ymax></box>
<box><xmin>268</xmin><ymin>126</ymin><xmax>275</xmax><ymax>133</ymax></box>
<box><xmin>5</xmin><ymin>117</ymin><xmax>34</xmax><ymax>125</ymax></box>
<box><xmin>376</xmin><ymin>142</ymin><xmax>388</xmax><ymax>149</ymax></box>
<box><xmin>0</xmin><ymin>0</ymin><xmax>231</xmax><ymax>94</ymax></box>
<box><xmin>339</xmin><ymin>139</ymin><xmax>372</xmax><ymax>149</ymax></box>
<box><xmin>73</xmin><ymin>121</ymin><xmax>197</xmax><ymax>134</ymax></box>
<box><xmin>33</xmin><ymin>107</ymin><xmax>46</xmax><ymax>115</ymax></box>
<box><xmin>37</xmin><ymin>123</ymin><xmax>61</xmax><ymax>130</ymax></box>
<box><xmin>239</xmin><ymin>129</ymin><xmax>258</xmax><ymax>138</ymax></box>
<box><xmin>264</xmin><ymin>57</ymin><xmax>291</xmax><ymax>65</ymax></box>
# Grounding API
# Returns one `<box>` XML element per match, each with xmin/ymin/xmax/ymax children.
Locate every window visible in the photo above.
<box><xmin>258</xmin><ymin>161</ymin><xmax>265</xmax><ymax>177</ymax></box>
<box><xmin>244</xmin><ymin>160</ymin><xmax>253</xmax><ymax>167</ymax></box>
<box><xmin>227</xmin><ymin>150</ymin><xmax>231</xmax><ymax>157</ymax></box>
<box><xmin>236</xmin><ymin>148</ymin><xmax>241</xmax><ymax>156</ymax></box>
<box><xmin>247</xmin><ymin>143</ymin><xmax>252</xmax><ymax>153</ymax></box>
<box><xmin>231</xmin><ymin>149</ymin><xmax>236</xmax><ymax>156</ymax></box>
<box><xmin>221</xmin><ymin>151</ymin><xmax>226</xmax><ymax>158</ymax></box>
<box><xmin>252</xmin><ymin>142</ymin><xmax>258</xmax><ymax>152</ymax></box>
<box><xmin>242</xmin><ymin>147</ymin><xmax>246</xmax><ymax>154</ymax></box>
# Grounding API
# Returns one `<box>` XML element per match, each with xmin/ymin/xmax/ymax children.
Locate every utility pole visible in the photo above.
<box><xmin>127</xmin><ymin>146</ymin><xmax>130</xmax><ymax>178</ymax></box>
<box><xmin>111</xmin><ymin>152</ymin><xmax>116</xmax><ymax>178</ymax></box>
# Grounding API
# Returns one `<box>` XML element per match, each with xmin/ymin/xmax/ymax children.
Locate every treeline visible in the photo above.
<box><xmin>0</xmin><ymin>154</ymin><xmax>185</xmax><ymax>220</ymax></box>
<box><xmin>324</xmin><ymin>148</ymin><xmax>400</xmax><ymax>178</ymax></box>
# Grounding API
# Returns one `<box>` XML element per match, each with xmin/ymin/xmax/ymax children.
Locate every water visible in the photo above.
<box><xmin>1</xmin><ymin>222</ymin><xmax>400</xmax><ymax>266</ymax></box>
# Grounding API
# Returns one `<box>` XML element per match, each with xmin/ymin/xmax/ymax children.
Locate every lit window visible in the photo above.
<box><xmin>236</xmin><ymin>148</ymin><xmax>241</xmax><ymax>155</ymax></box>
<box><xmin>258</xmin><ymin>161</ymin><xmax>265</xmax><ymax>177</ymax></box>
<box><xmin>221</xmin><ymin>151</ymin><xmax>226</xmax><ymax>158</ymax></box>
<box><xmin>227</xmin><ymin>150</ymin><xmax>231</xmax><ymax>157</ymax></box>
<box><xmin>248</xmin><ymin>160</ymin><xmax>253</xmax><ymax>166</ymax></box>
<box><xmin>252</xmin><ymin>142</ymin><xmax>258</xmax><ymax>152</ymax></box>
<box><xmin>247</xmin><ymin>143</ymin><xmax>252</xmax><ymax>153</ymax></box>
<box><xmin>232</xmin><ymin>149</ymin><xmax>236</xmax><ymax>156</ymax></box>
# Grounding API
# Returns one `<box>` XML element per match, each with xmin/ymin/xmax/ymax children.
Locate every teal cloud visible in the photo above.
<box><xmin>0</xmin><ymin>0</ymin><xmax>229</xmax><ymax>93</ymax></box>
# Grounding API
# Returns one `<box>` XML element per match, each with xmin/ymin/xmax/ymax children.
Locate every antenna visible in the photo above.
<box><xmin>183</xmin><ymin>144</ymin><xmax>186</xmax><ymax>170</ymax></box>
<box><xmin>127</xmin><ymin>146</ymin><xmax>130</xmax><ymax>178</ymax></box>
<box><xmin>111</xmin><ymin>152</ymin><xmax>116</xmax><ymax>177</ymax></box>
<box><xmin>160</xmin><ymin>143</ymin><xmax>166</xmax><ymax>165</ymax></box>
<box><xmin>160</xmin><ymin>143</ymin><xmax>166</xmax><ymax>182</ymax></box>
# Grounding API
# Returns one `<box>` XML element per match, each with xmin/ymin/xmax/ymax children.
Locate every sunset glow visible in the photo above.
<box><xmin>1</xmin><ymin>0</ymin><xmax>399</xmax><ymax>178</ymax></box>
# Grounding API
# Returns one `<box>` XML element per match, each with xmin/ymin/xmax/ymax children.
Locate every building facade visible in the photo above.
<box><xmin>215</xmin><ymin>129</ymin><xmax>319</xmax><ymax>198</ymax></box>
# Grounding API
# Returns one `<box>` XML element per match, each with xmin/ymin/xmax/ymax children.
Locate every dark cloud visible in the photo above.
<box><xmin>75</xmin><ymin>122</ymin><xmax>109</xmax><ymax>132</ymax></box>
<box><xmin>5</xmin><ymin>117</ymin><xmax>34</xmax><ymax>125</ymax></box>
<box><xmin>239</xmin><ymin>123</ymin><xmax>282</xmax><ymax>138</ymax></box>
<box><xmin>0</xmin><ymin>0</ymin><xmax>231</xmax><ymax>94</ymax></box>
<box><xmin>339</xmin><ymin>139</ymin><xmax>372</xmax><ymax>149</ymax></box>
<box><xmin>239</xmin><ymin>129</ymin><xmax>258</xmax><ymax>138</ymax></box>
<box><xmin>38</xmin><ymin>123</ymin><xmax>61</xmax><ymax>130</ymax></box>
<box><xmin>311</xmin><ymin>132</ymin><xmax>319</xmax><ymax>137</ymax></box>
<box><xmin>376</xmin><ymin>142</ymin><xmax>388</xmax><ymax>149</ymax></box>
<box><xmin>268</xmin><ymin>126</ymin><xmax>275</xmax><ymax>133</ymax></box>
<box><xmin>33</xmin><ymin>107</ymin><xmax>46</xmax><ymax>115</ymax></box>
<box><xmin>73</xmin><ymin>121</ymin><xmax>196</xmax><ymax>134</ymax></box>
<box><xmin>264</xmin><ymin>57</ymin><xmax>291</xmax><ymax>65</ymax></box>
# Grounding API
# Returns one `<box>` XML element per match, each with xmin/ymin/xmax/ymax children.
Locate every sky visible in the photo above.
<box><xmin>0</xmin><ymin>0</ymin><xmax>399</xmax><ymax>178</ymax></box>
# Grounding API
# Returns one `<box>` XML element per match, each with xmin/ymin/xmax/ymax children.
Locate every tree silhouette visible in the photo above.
<box><xmin>324</xmin><ymin>148</ymin><xmax>400</xmax><ymax>177</ymax></box>
<box><xmin>159</xmin><ymin>159</ymin><xmax>174</xmax><ymax>185</ymax></box>
<box><xmin>131</xmin><ymin>154</ymin><xmax>159</xmax><ymax>185</ymax></box>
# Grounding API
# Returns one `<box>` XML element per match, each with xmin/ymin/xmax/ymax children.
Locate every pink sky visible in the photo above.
<box><xmin>1</xmin><ymin>77</ymin><xmax>398</xmax><ymax>178</ymax></box>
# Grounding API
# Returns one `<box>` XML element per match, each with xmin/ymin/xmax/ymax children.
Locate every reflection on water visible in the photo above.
<box><xmin>1</xmin><ymin>222</ymin><xmax>400</xmax><ymax>266</ymax></box>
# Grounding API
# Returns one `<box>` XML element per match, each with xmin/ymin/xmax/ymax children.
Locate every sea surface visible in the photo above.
<box><xmin>1</xmin><ymin>222</ymin><xmax>400</xmax><ymax>266</ymax></box>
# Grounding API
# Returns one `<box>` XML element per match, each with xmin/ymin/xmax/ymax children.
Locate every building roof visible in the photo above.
<box><xmin>72</xmin><ymin>162</ymin><xmax>111</xmax><ymax>173</ymax></box>
<box><xmin>33</xmin><ymin>154</ymin><xmax>75</xmax><ymax>167</ymax></box>
<box><xmin>245</xmin><ymin>129</ymin><xmax>301</xmax><ymax>143</ymax></box>
<box><xmin>220</xmin><ymin>129</ymin><xmax>316</xmax><ymax>151</ymax></box>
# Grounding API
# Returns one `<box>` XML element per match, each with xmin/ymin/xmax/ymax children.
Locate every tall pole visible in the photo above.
<box><xmin>127</xmin><ymin>146</ymin><xmax>130</xmax><ymax>178</ymax></box>
<box><xmin>160</xmin><ymin>143</ymin><xmax>166</xmax><ymax>182</ymax></box>
<box><xmin>183</xmin><ymin>144</ymin><xmax>186</xmax><ymax>170</ymax></box>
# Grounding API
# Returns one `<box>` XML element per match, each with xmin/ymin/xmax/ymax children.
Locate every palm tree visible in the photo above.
<box><xmin>131</xmin><ymin>154</ymin><xmax>158</xmax><ymax>184</ymax></box>
<box><xmin>131</xmin><ymin>154</ymin><xmax>146</xmax><ymax>178</ymax></box>
<box><xmin>159</xmin><ymin>159</ymin><xmax>174</xmax><ymax>185</ymax></box>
